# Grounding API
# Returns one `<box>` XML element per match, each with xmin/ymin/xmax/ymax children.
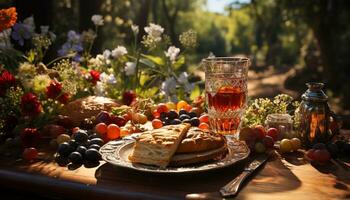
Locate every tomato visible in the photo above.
<box><xmin>95</xmin><ymin>123</ymin><xmax>107</xmax><ymax>135</ymax></box>
<box><xmin>152</xmin><ymin>119</ymin><xmax>163</xmax><ymax>129</ymax></box>
<box><xmin>107</xmin><ymin>124</ymin><xmax>120</xmax><ymax>140</ymax></box>
<box><xmin>198</xmin><ymin>122</ymin><xmax>209</xmax><ymax>130</ymax></box>
<box><xmin>199</xmin><ymin>114</ymin><xmax>209</xmax><ymax>124</ymax></box>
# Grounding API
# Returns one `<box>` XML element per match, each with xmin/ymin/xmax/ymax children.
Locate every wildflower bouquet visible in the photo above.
<box><xmin>0</xmin><ymin>7</ymin><xmax>201</xmax><ymax>140</ymax></box>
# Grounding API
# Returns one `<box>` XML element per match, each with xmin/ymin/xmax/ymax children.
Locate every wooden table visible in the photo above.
<box><xmin>0</xmin><ymin>137</ymin><xmax>349</xmax><ymax>200</ymax></box>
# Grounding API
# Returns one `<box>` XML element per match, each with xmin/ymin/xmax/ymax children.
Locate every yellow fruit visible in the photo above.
<box><xmin>280</xmin><ymin>139</ymin><xmax>293</xmax><ymax>153</ymax></box>
<box><xmin>177</xmin><ymin>100</ymin><xmax>188</xmax><ymax>111</ymax></box>
<box><xmin>290</xmin><ymin>138</ymin><xmax>301</xmax><ymax>151</ymax></box>
<box><xmin>56</xmin><ymin>134</ymin><xmax>71</xmax><ymax>144</ymax></box>
<box><xmin>120</xmin><ymin>128</ymin><xmax>131</xmax><ymax>137</ymax></box>
<box><xmin>133</xmin><ymin>113</ymin><xmax>148</xmax><ymax>124</ymax></box>
<box><xmin>166</xmin><ymin>102</ymin><xmax>176</xmax><ymax>110</ymax></box>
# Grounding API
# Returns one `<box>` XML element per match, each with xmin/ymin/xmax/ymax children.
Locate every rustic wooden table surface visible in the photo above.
<box><xmin>0</xmin><ymin>131</ymin><xmax>349</xmax><ymax>200</ymax></box>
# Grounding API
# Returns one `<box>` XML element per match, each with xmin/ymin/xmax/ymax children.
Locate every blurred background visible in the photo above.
<box><xmin>1</xmin><ymin>0</ymin><xmax>350</xmax><ymax>126</ymax></box>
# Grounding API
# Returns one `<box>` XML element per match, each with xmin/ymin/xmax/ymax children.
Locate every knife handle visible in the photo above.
<box><xmin>220</xmin><ymin>170</ymin><xmax>250</xmax><ymax>197</ymax></box>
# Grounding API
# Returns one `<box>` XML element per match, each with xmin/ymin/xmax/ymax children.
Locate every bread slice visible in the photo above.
<box><xmin>177</xmin><ymin>127</ymin><xmax>225</xmax><ymax>153</ymax></box>
<box><xmin>128</xmin><ymin>123</ymin><xmax>191</xmax><ymax>168</ymax></box>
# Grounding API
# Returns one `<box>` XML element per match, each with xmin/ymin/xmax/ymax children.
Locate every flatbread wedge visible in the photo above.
<box><xmin>128</xmin><ymin>123</ymin><xmax>191</xmax><ymax>168</ymax></box>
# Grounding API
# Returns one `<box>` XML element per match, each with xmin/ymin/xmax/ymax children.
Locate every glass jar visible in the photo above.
<box><xmin>265</xmin><ymin>113</ymin><xmax>293</xmax><ymax>139</ymax></box>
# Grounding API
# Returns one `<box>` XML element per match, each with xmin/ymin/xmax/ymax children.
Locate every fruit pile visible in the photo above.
<box><xmin>57</xmin><ymin>129</ymin><xmax>104</xmax><ymax>165</ymax></box>
<box><xmin>239</xmin><ymin>125</ymin><xmax>302</xmax><ymax>154</ymax></box>
<box><xmin>306</xmin><ymin>141</ymin><xmax>350</xmax><ymax>163</ymax></box>
<box><xmin>239</xmin><ymin>125</ymin><xmax>279</xmax><ymax>153</ymax></box>
<box><xmin>151</xmin><ymin>100</ymin><xmax>209</xmax><ymax>130</ymax></box>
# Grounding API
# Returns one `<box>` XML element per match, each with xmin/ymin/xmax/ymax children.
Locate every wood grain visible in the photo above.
<box><xmin>0</xmin><ymin>131</ymin><xmax>349</xmax><ymax>200</ymax></box>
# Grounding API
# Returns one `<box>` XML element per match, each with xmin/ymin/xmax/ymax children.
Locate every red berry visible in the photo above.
<box><xmin>156</xmin><ymin>103</ymin><xmax>169</xmax><ymax>114</ymax></box>
<box><xmin>95</xmin><ymin>123</ymin><xmax>108</xmax><ymax>135</ymax></box>
<box><xmin>306</xmin><ymin>149</ymin><xmax>316</xmax><ymax>160</ymax></box>
<box><xmin>262</xmin><ymin>136</ymin><xmax>274</xmax><ymax>149</ymax></box>
<box><xmin>266</xmin><ymin>128</ymin><xmax>279</xmax><ymax>141</ymax></box>
<box><xmin>23</xmin><ymin>147</ymin><xmax>38</xmax><ymax>161</ymax></box>
<box><xmin>253</xmin><ymin>125</ymin><xmax>266</xmax><ymax>140</ymax></box>
<box><xmin>152</xmin><ymin>119</ymin><xmax>163</xmax><ymax>129</ymax></box>
<box><xmin>199</xmin><ymin>122</ymin><xmax>209</xmax><ymax>130</ymax></box>
<box><xmin>107</xmin><ymin>124</ymin><xmax>120</xmax><ymax>140</ymax></box>
<box><xmin>314</xmin><ymin>149</ymin><xmax>331</xmax><ymax>162</ymax></box>
<box><xmin>199</xmin><ymin>114</ymin><xmax>209</xmax><ymax>124</ymax></box>
<box><xmin>110</xmin><ymin>115</ymin><xmax>127</xmax><ymax>127</ymax></box>
<box><xmin>152</xmin><ymin>110</ymin><xmax>160</xmax><ymax>118</ymax></box>
<box><xmin>122</xmin><ymin>113</ymin><xmax>132</xmax><ymax>121</ymax></box>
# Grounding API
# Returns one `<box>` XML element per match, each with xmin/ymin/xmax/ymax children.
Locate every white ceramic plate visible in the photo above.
<box><xmin>100</xmin><ymin>134</ymin><xmax>250</xmax><ymax>174</ymax></box>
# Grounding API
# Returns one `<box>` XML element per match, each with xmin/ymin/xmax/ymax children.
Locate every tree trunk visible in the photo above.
<box><xmin>135</xmin><ymin>0</ymin><xmax>151</xmax><ymax>43</ymax></box>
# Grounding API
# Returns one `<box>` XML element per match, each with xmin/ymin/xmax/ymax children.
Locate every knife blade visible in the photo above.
<box><xmin>220</xmin><ymin>154</ymin><xmax>269</xmax><ymax>197</ymax></box>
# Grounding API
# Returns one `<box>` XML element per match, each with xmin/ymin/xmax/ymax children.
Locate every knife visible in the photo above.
<box><xmin>220</xmin><ymin>154</ymin><xmax>269</xmax><ymax>197</ymax></box>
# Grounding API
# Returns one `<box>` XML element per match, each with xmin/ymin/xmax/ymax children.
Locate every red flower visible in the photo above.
<box><xmin>57</xmin><ymin>93</ymin><xmax>69</xmax><ymax>104</ymax></box>
<box><xmin>90</xmin><ymin>70</ymin><xmax>100</xmax><ymax>85</ymax></box>
<box><xmin>46</xmin><ymin>80</ymin><xmax>62</xmax><ymax>99</ymax></box>
<box><xmin>20</xmin><ymin>128</ymin><xmax>40</xmax><ymax>148</ymax></box>
<box><xmin>0</xmin><ymin>70</ymin><xmax>16</xmax><ymax>97</ymax></box>
<box><xmin>21</xmin><ymin>93</ymin><xmax>42</xmax><ymax>117</ymax></box>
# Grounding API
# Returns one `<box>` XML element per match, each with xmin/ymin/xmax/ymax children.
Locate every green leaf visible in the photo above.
<box><xmin>139</xmin><ymin>73</ymin><xmax>150</xmax><ymax>86</ymax></box>
<box><xmin>141</xmin><ymin>54</ymin><xmax>165</xmax><ymax>66</ymax></box>
<box><xmin>139</xmin><ymin>58</ymin><xmax>155</xmax><ymax>68</ymax></box>
<box><xmin>173</xmin><ymin>56</ymin><xmax>185</xmax><ymax>70</ymax></box>
<box><xmin>190</xmin><ymin>85</ymin><xmax>201</xmax><ymax>101</ymax></box>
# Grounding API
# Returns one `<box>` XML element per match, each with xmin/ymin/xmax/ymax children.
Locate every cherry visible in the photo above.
<box><xmin>23</xmin><ymin>147</ymin><xmax>38</xmax><ymax>161</ymax></box>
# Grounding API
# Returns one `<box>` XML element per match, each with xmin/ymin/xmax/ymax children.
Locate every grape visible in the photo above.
<box><xmin>262</xmin><ymin>136</ymin><xmax>274</xmax><ymax>149</ymax></box>
<box><xmin>280</xmin><ymin>139</ymin><xmax>293</xmax><ymax>153</ymax></box>
<box><xmin>68</xmin><ymin>152</ymin><xmax>83</xmax><ymax>164</ymax></box>
<box><xmin>89</xmin><ymin>138</ymin><xmax>104</xmax><ymax>146</ymax></box>
<box><xmin>313</xmin><ymin>143</ymin><xmax>326</xmax><ymax>150</ymax></box>
<box><xmin>56</xmin><ymin>134</ymin><xmax>71</xmax><ymax>144</ymax></box>
<box><xmin>88</xmin><ymin>133</ymin><xmax>100</xmax><ymax>140</ymax></box>
<box><xmin>188</xmin><ymin>112</ymin><xmax>197</xmax><ymax>118</ymax></box>
<box><xmin>73</xmin><ymin>130</ymin><xmax>88</xmax><ymax>144</ymax></box>
<box><xmin>253</xmin><ymin>125</ymin><xmax>266</xmax><ymax>140</ymax></box>
<box><xmin>171</xmin><ymin>119</ymin><xmax>182</xmax><ymax>125</ymax></box>
<box><xmin>23</xmin><ymin>147</ymin><xmax>38</xmax><ymax>161</ymax></box>
<box><xmin>190</xmin><ymin>117</ymin><xmax>200</xmax><ymax>127</ymax></box>
<box><xmin>254</xmin><ymin>142</ymin><xmax>266</xmax><ymax>153</ymax></box>
<box><xmin>163</xmin><ymin>118</ymin><xmax>171</xmax><ymax>126</ymax></box>
<box><xmin>85</xmin><ymin>149</ymin><xmax>102</xmax><ymax>162</ymax></box>
<box><xmin>182</xmin><ymin>119</ymin><xmax>191</xmax><ymax>124</ymax></box>
<box><xmin>160</xmin><ymin>112</ymin><xmax>167</xmax><ymax>120</ymax></box>
<box><xmin>68</xmin><ymin>140</ymin><xmax>79</xmax><ymax>149</ymax></box>
<box><xmin>110</xmin><ymin>115</ymin><xmax>127</xmax><ymax>127</ymax></box>
<box><xmin>313</xmin><ymin>149</ymin><xmax>331</xmax><ymax>162</ymax></box>
<box><xmin>167</xmin><ymin>110</ymin><xmax>178</xmax><ymax>120</ymax></box>
<box><xmin>95</xmin><ymin>111</ymin><xmax>111</xmax><ymax>124</ymax></box>
<box><xmin>179</xmin><ymin>109</ymin><xmax>188</xmax><ymax>116</ymax></box>
<box><xmin>89</xmin><ymin>144</ymin><xmax>101</xmax><ymax>150</ymax></box>
<box><xmin>58</xmin><ymin>142</ymin><xmax>74</xmax><ymax>157</ymax></box>
<box><xmin>266</xmin><ymin>128</ymin><xmax>279</xmax><ymax>141</ymax></box>
<box><xmin>290</xmin><ymin>138</ymin><xmax>301</xmax><ymax>151</ymax></box>
<box><xmin>76</xmin><ymin>146</ymin><xmax>87</xmax><ymax>156</ymax></box>
<box><xmin>306</xmin><ymin>149</ymin><xmax>316</xmax><ymax>160</ymax></box>
<box><xmin>179</xmin><ymin>114</ymin><xmax>190</xmax><ymax>121</ymax></box>
<box><xmin>327</xmin><ymin>143</ymin><xmax>338</xmax><ymax>158</ymax></box>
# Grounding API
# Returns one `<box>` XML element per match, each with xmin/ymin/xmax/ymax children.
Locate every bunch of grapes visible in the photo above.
<box><xmin>56</xmin><ymin>129</ymin><xmax>104</xmax><ymax>165</ymax></box>
<box><xmin>151</xmin><ymin>100</ymin><xmax>209</xmax><ymax>129</ymax></box>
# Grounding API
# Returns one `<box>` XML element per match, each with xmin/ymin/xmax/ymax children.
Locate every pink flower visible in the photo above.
<box><xmin>90</xmin><ymin>70</ymin><xmax>100</xmax><ymax>85</ymax></box>
<box><xmin>46</xmin><ymin>80</ymin><xmax>62</xmax><ymax>99</ymax></box>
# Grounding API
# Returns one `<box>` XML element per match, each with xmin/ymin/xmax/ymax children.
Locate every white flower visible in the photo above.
<box><xmin>91</xmin><ymin>15</ymin><xmax>104</xmax><ymax>26</ymax></box>
<box><xmin>161</xmin><ymin>77</ymin><xmax>177</xmax><ymax>96</ymax></box>
<box><xmin>103</xmin><ymin>49</ymin><xmax>111</xmax><ymax>59</ymax></box>
<box><xmin>131</xmin><ymin>24</ymin><xmax>139</xmax><ymax>34</ymax></box>
<box><xmin>124</xmin><ymin>62</ymin><xmax>136</xmax><ymax>76</ymax></box>
<box><xmin>144</xmin><ymin>23</ymin><xmax>164</xmax><ymax>41</ymax></box>
<box><xmin>178</xmin><ymin>72</ymin><xmax>189</xmax><ymax>84</ymax></box>
<box><xmin>100</xmin><ymin>72</ymin><xmax>116</xmax><ymax>84</ymax></box>
<box><xmin>111</xmin><ymin>46</ymin><xmax>127</xmax><ymax>58</ymax></box>
<box><xmin>165</xmin><ymin>46</ymin><xmax>180</xmax><ymax>62</ymax></box>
